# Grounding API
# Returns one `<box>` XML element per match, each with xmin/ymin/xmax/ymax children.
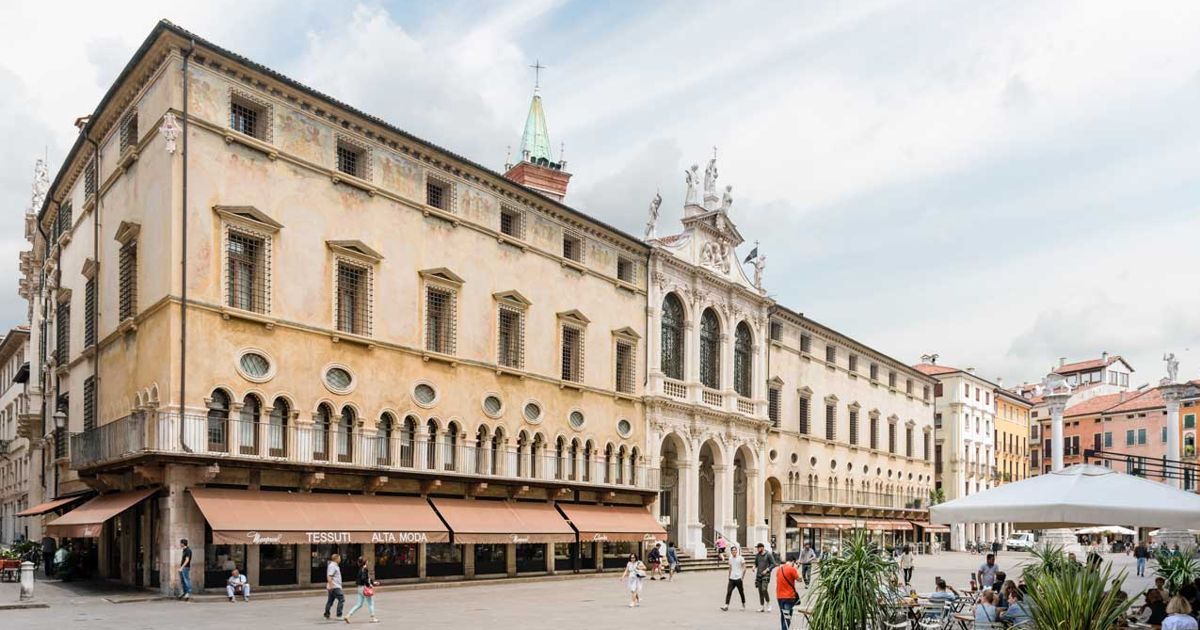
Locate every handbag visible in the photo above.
<box><xmin>363</xmin><ymin>584</ymin><xmax>375</xmax><ymax>597</ymax></box>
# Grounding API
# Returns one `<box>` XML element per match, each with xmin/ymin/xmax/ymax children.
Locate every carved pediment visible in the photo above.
<box><xmin>328</xmin><ymin>240</ymin><xmax>384</xmax><ymax>264</ymax></box>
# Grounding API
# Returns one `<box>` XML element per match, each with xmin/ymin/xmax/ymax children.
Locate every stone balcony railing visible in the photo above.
<box><xmin>787</xmin><ymin>485</ymin><xmax>926</xmax><ymax>511</ymax></box>
<box><xmin>70</xmin><ymin>412</ymin><xmax>659</xmax><ymax>491</ymax></box>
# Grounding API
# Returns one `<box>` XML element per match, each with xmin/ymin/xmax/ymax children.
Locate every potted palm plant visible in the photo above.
<box><xmin>805</xmin><ymin>529</ymin><xmax>898</xmax><ymax>630</ymax></box>
<box><xmin>1155</xmin><ymin>546</ymin><xmax>1199</xmax><ymax>595</ymax></box>
<box><xmin>1021</xmin><ymin>544</ymin><xmax>1136</xmax><ymax>630</ymax></box>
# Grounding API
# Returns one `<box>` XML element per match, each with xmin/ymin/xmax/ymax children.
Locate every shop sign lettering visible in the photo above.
<box><xmin>372</xmin><ymin>532</ymin><xmax>428</xmax><ymax>543</ymax></box>
<box><xmin>510</xmin><ymin>534</ymin><xmax>531</xmax><ymax>544</ymax></box>
<box><xmin>246</xmin><ymin>531</ymin><xmax>283</xmax><ymax>544</ymax></box>
<box><xmin>307</xmin><ymin>531</ymin><xmax>352</xmax><ymax>543</ymax></box>
<box><xmin>591</xmin><ymin>533</ymin><xmax>609</xmax><ymax>542</ymax></box>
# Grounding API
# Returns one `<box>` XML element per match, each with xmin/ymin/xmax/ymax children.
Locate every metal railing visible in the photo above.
<box><xmin>70</xmin><ymin>412</ymin><xmax>659</xmax><ymax>491</ymax></box>
<box><xmin>786</xmin><ymin>484</ymin><xmax>926</xmax><ymax>511</ymax></box>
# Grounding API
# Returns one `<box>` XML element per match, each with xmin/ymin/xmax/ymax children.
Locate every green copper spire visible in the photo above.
<box><xmin>518</xmin><ymin>93</ymin><xmax>554</xmax><ymax>165</ymax></box>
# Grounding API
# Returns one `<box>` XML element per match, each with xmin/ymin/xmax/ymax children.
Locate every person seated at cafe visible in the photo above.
<box><xmin>1140</xmin><ymin>588</ymin><xmax>1169</xmax><ymax>626</ymax></box>
<box><xmin>1002</xmin><ymin>589</ymin><xmax>1033</xmax><ymax>626</ymax></box>
<box><xmin>1156</xmin><ymin>577</ymin><xmax>1169</xmax><ymax>600</ymax></box>
<box><xmin>990</xmin><ymin>571</ymin><xmax>1008</xmax><ymax>593</ymax></box>
<box><xmin>226</xmin><ymin>568</ymin><xmax>250</xmax><ymax>602</ymax></box>
<box><xmin>928</xmin><ymin>577</ymin><xmax>960</xmax><ymax>604</ymax></box>
<box><xmin>974</xmin><ymin>590</ymin><xmax>1001</xmax><ymax>625</ymax></box>
<box><xmin>886</xmin><ymin>574</ymin><xmax>910</xmax><ymax>602</ymax></box>
<box><xmin>1164</xmin><ymin>596</ymin><xmax>1200</xmax><ymax>630</ymax></box>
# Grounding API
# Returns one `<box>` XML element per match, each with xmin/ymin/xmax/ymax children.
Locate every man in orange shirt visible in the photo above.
<box><xmin>775</xmin><ymin>552</ymin><xmax>803</xmax><ymax>630</ymax></box>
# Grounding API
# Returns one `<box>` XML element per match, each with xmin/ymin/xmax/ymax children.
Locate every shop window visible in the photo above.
<box><xmin>426</xmin><ymin>543</ymin><xmax>463</xmax><ymax>577</ymax></box>
<box><xmin>373</xmin><ymin>543</ymin><xmax>418</xmax><ymax>580</ymax></box>
<box><xmin>259</xmin><ymin>544</ymin><xmax>297</xmax><ymax>586</ymax></box>
<box><xmin>475</xmin><ymin>543</ymin><xmax>507</xmax><ymax>575</ymax></box>
<box><xmin>310</xmin><ymin>544</ymin><xmax>361</xmax><ymax>585</ymax></box>
<box><xmin>515</xmin><ymin>543</ymin><xmax>546</xmax><ymax>573</ymax></box>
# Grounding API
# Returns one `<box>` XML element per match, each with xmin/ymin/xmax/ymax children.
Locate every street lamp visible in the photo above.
<box><xmin>52</xmin><ymin>410</ymin><xmax>66</xmax><ymax>498</ymax></box>
<box><xmin>53</xmin><ymin>409</ymin><xmax>67</xmax><ymax>431</ymax></box>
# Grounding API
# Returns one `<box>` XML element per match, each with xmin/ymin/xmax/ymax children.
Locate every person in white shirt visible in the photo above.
<box><xmin>798</xmin><ymin>543</ymin><xmax>817</xmax><ymax>584</ymax></box>
<box><xmin>1163</xmin><ymin>596</ymin><xmax>1199</xmax><ymax>630</ymax></box>
<box><xmin>226</xmin><ymin>568</ymin><xmax>249</xmax><ymax>602</ymax></box>
<box><xmin>720</xmin><ymin>546</ymin><xmax>747</xmax><ymax>611</ymax></box>
<box><xmin>898</xmin><ymin>546</ymin><xmax>915</xmax><ymax>585</ymax></box>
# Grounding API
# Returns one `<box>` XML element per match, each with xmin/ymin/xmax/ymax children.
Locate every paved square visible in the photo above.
<box><xmin>1</xmin><ymin>551</ymin><xmax>1157</xmax><ymax>629</ymax></box>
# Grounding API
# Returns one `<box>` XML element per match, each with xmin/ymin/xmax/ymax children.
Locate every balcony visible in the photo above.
<box><xmin>662</xmin><ymin>379</ymin><xmax>687</xmax><ymax>400</ymax></box>
<box><xmin>736</xmin><ymin>397</ymin><xmax>755</xmax><ymax>415</ymax></box>
<box><xmin>787</xmin><ymin>485</ymin><xmax>926</xmax><ymax>512</ymax></box>
<box><xmin>70</xmin><ymin>413</ymin><xmax>659</xmax><ymax>492</ymax></box>
<box><xmin>702</xmin><ymin>388</ymin><xmax>723</xmax><ymax>407</ymax></box>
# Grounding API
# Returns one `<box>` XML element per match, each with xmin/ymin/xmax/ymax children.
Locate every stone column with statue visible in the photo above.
<box><xmin>1152</xmin><ymin>353</ymin><xmax>1195</xmax><ymax>550</ymax></box>
<box><xmin>1036</xmin><ymin>373</ymin><xmax>1082</xmax><ymax>555</ymax></box>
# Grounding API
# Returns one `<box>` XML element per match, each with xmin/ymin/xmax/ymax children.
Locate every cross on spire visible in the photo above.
<box><xmin>529</xmin><ymin>60</ymin><xmax>546</xmax><ymax>91</ymax></box>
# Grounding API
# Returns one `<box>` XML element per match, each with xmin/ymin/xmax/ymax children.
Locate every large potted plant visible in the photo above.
<box><xmin>805</xmin><ymin>529</ymin><xmax>898</xmax><ymax>630</ymax></box>
<box><xmin>1155</xmin><ymin>546</ymin><xmax>1199</xmax><ymax>595</ymax></box>
<box><xmin>1021</xmin><ymin>545</ymin><xmax>1135</xmax><ymax>630</ymax></box>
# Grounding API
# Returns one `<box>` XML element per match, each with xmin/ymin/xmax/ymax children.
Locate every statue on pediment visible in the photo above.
<box><xmin>720</xmin><ymin>185</ymin><xmax>733</xmax><ymax>213</ymax></box>
<box><xmin>644</xmin><ymin>191</ymin><xmax>662</xmax><ymax>240</ymax></box>
<box><xmin>684</xmin><ymin>164</ymin><xmax>701</xmax><ymax>206</ymax></box>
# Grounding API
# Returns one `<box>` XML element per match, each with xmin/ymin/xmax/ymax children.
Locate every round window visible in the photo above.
<box><xmin>862</xmin><ymin>465</ymin><xmax>869</xmax><ymax>474</ymax></box>
<box><xmin>569</xmin><ymin>411</ymin><xmax>585</xmax><ymax>429</ymax></box>
<box><xmin>791</xmin><ymin>453</ymin><xmax>800</xmax><ymax>465</ymax></box>
<box><xmin>413</xmin><ymin>383</ymin><xmax>437</xmax><ymax>406</ymax></box>
<box><xmin>523</xmin><ymin>401</ymin><xmax>543</xmax><ymax>423</ymax></box>
<box><xmin>809</xmin><ymin>456</ymin><xmax>817</xmax><ymax>467</ymax></box>
<box><xmin>829</xmin><ymin>460</ymin><xmax>837</xmax><ymax>470</ymax></box>
<box><xmin>616</xmin><ymin>418</ymin><xmax>633</xmax><ymax>437</ymax></box>
<box><xmin>483</xmin><ymin>395</ymin><xmax>503</xmax><ymax>417</ymax></box>
<box><xmin>846</xmin><ymin>462</ymin><xmax>853</xmax><ymax>471</ymax></box>
<box><xmin>239</xmin><ymin>352</ymin><xmax>271</xmax><ymax>379</ymax></box>
<box><xmin>324</xmin><ymin>366</ymin><xmax>353</xmax><ymax>393</ymax></box>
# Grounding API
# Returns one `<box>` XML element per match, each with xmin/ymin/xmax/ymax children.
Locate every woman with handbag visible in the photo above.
<box><xmin>344</xmin><ymin>557</ymin><xmax>378</xmax><ymax>624</ymax></box>
<box><xmin>620</xmin><ymin>553</ymin><xmax>647</xmax><ymax>608</ymax></box>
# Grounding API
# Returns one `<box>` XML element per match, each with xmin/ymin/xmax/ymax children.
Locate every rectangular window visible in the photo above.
<box><xmin>768</xmin><ymin>388</ymin><xmax>781</xmax><ymax>427</ymax></box>
<box><xmin>825</xmin><ymin>344</ymin><xmax>836</xmax><ymax>363</ymax></box>
<box><xmin>615</xmin><ymin>341</ymin><xmax>635</xmax><ymax>394</ymax></box>
<box><xmin>964</xmin><ymin>383</ymin><xmax>970</xmax><ymax>396</ymax></box>
<box><xmin>497</xmin><ymin>306</ymin><xmax>524</xmax><ymax>369</ymax></box>
<box><xmin>888</xmin><ymin>371</ymin><xmax>897</xmax><ymax>388</ymax></box>
<box><xmin>1093</xmin><ymin>432</ymin><xmax>1102</xmax><ymax>452</ymax></box>
<box><xmin>1162</xmin><ymin>426</ymin><xmax>1168</xmax><ymax>443</ymax></box>
<box><xmin>56</xmin><ymin>202</ymin><xmax>73</xmax><ymax>240</ymax></box>
<box><xmin>335</xmin><ymin>261</ymin><xmax>371</xmax><ymax>336</ymax></box>
<box><xmin>230</xmin><ymin>95</ymin><xmax>264</xmax><ymax>139</ymax></box>
<box><xmin>336</xmin><ymin>140</ymin><xmax>365</xmax><ymax>178</ymax></box>
<box><xmin>798</xmin><ymin>397</ymin><xmax>810</xmax><ymax>434</ymax></box>
<box><xmin>84</xmin><ymin>159</ymin><xmax>96</xmax><ymax>198</ymax></box>
<box><xmin>617</xmin><ymin>257</ymin><xmax>635</xmax><ymax>283</ymax></box>
<box><xmin>424</xmin><ymin>286</ymin><xmax>456</xmax><ymax>354</ymax></box>
<box><xmin>226</xmin><ymin>231</ymin><xmax>267</xmax><ymax>313</ymax></box>
<box><xmin>870</xmin><ymin>363</ymin><xmax>879</xmax><ymax>380</ymax></box>
<box><xmin>825</xmin><ymin>404</ymin><xmax>836</xmax><ymax>441</ymax></box>
<box><xmin>560</xmin><ymin>325</ymin><xmax>584</xmax><ymax>382</ymax></box>
<box><xmin>1187</xmin><ymin>414</ymin><xmax>1196</xmax><ymax>429</ymax></box>
<box><xmin>56</xmin><ymin>301</ymin><xmax>70</xmax><ymax>364</ymax></box>
<box><xmin>83</xmin><ymin>376</ymin><xmax>96</xmax><ymax>433</ymax></box>
<box><xmin>769</xmin><ymin>321</ymin><xmax>782</xmax><ymax>342</ymax></box>
<box><xmin>84</xmin><ymin>276</ymin><xmax>96</xmax><ymax>347</ymax></box>
<box><xmin>1138</xmin><ymin>428</ymin><xmax>1147</xmax><ymax>445</ymax></box>
<box><xmin>1070</xmin><ymin>435</ymin><xmax>1080</xmax><ymax>455</ymax></box>
<box><xmin>923</xmin><ymin>385</ymin><xmax>931</xmax><ymax>400</ymax></box>
<box><xmin>934</xmin><ymin>413</ymin><xmax>942</xmax><ymax>429</ymax></box>
<box><xmin>800</xmin><ymin>334</ymin><xmax>811</xmax><ymax>353</ymax></box>
<box><xmin>888</xmin><ymin>423</ymin><xmax>896</xmax><ymax>453</ymax></box>
<box><xmin>985</xmin><ymin>391</ymin><xmax>991</xmax><ymax>405</ymax></box>
<box><xmin>1125</xmin><ymin>429</ymin><xmax>1135</xmax><ymax>445</ymax></box>
<box><xmin>848</xmin><ymin>354</ymin><xmax>858</xmax><ymax>372</ymax></box>
<box><xmin>562</xmin><ymin>232</ymin><xmax>583</xmax><ymax>262</ymax></box>
<box><xmin>120</xmin><ymin>111</ymin><xmax>138</xmax><ymax>153</ymax></box>
<box><xmin>848</xmin><ymin>409</ymin><xmax>859</xmax><ymax>445</ymax></box>
<box><xmin>870</xmin><ymin>415</ymin><xmax>879</xmax><ymax>449</ymax></box>
<box><xmin>499</xmin><ymin>205</ymin><xmax>524</xmax><ymax>239</ymax></box>
<box><xmin>923</xmin><ymin>432</ymin><xmax>931</xmax><ymax>461</ymax></box>
<box><xmin>906</xmin><ymin>426</ymin><xmax>913</xmax><ymax>457</ymax></box>
<box><xmin>905</xmin><ymin>379</ymin><xmax>913</xmax><ymax>395</ymax></box>
<box><xmin>118</xmin><ymin>240</ymin><xmax>138</xmax><ymax>320</ymax></box>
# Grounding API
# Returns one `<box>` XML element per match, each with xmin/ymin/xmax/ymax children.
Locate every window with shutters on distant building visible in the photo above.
<box><xmin>825</xmin><ymin>404</ymin><xmax>836</xmax><ymax>441</ymax></box>
<box><xmin>798</xmin><ymin>395</ymin><xmax>810</xmax><ymax>435</ymax></box>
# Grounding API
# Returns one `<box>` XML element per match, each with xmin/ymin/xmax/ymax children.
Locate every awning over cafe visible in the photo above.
<box><xmin>430</xmin><ymin>498</ymin><xmax>575</xmax><ymax>544</ymax></box>
<box><xmin>17</xmin><ymin>495</ymin><xmax>88</xmax><ymax>517</ymax></box>
<box><xmin>45</xmin><ymin>488</ymin><xmax>158</xmax><ymax>538</ymax></box>
<box><xmin>189</xmin><ymin>488</ymin><xmax>449</xmax><ymax>545</ymax></box>
<box><xmin>910</xmin><ymin>521</ymin><xmax>950</xmax><ymax>533</ymax></box>
<box><xmin>787</xmin><ymin>515</ymin><xmax>856</xmax><ymax>529</ymax></box>
<box><xmin>865</xmin><ymin>519</ymin><xmax>914</xmax><ymax>532</ymax></box>
<box><xmin>557</xmin><ymin>503</ymin><xmax>667</xmax><ymax>543</ymax></box>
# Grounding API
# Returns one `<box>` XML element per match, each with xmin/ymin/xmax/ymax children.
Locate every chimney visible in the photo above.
<box><xmin>1059</xmin><ymin>357</ymin><xmax>1067</xmax><ymax>368</ymax></box>
<box><xmin>1101</xmin><ymin>351</ymin><xmax>1108</xmax><ymax>362</ymax></box>
<box><xmin>1119</xmin><ymin>391</ymin><xmax>1126</xmax><ymax>402</ymax></box>
<box><xmin>997</xmin><ymin>377</ymin><xmax>1004</xmax><ymax>388</ymax></box>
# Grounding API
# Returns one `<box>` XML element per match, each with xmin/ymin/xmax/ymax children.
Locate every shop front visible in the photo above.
<box><xmin>910</xmin><ymin>521</ymin><xmax>950</xmax><ymax>552</ymax></box>
<box><xmin>556</xmin><ymin>503</ymin><xmax>667</xmax><ymax>570</ymax></box>
<box><xmin>429</xmin><ymin>497</ymin><xmax>575</xmax><ymax>577</ymax></box>
<box><xmin>44</xmin><ymin>488</ymin><xmax>159</xmax><ymax>583</ymax></box>
<box><xmin>787</xmin><ymin>514</ymin><xmax>855</xmax><ymax>554</ymax></box>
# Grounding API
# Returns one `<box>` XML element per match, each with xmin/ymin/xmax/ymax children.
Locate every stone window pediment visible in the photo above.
<box><xmin>213</xmin><ymin>205</ymin><xmax>282</xmax><ymax>234</ymax></box>
<box><xmin>419</xmin><ymin>267</ymin><xmax>465</xmax><ymax>288</ymax></box>
<box><xmin>328</xmin><ymin>240</ymin><xmax>383</xmax><ymax>265</ymax></box>
<box><xmin>492</xmin><ymin>289</ymin><xmax>531</xmax><ymax>308</ymax></box>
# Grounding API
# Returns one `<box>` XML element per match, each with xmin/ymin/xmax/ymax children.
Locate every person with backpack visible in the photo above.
<box><xmin>775</xmin><ymin>552</ymin><xmax>803</xmax><ymax>629</ymax></box>
<box><xmin>665</xmin><ymin>541</ymin><xmax>680</xmax><ymax>581</ymax></box>
<box><xmin>647</xmin><ymin>543</ymin><xmax>663</xmax><ymax>580</ymax></box>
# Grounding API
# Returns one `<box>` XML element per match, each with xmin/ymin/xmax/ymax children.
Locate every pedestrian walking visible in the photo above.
<box><xmin>620</xmin><ymin>553</ymin><xmax>646</xmax><ymax>608</ymax></box>
<box><xmin>753</xmin><ymin>542</ymin><xmax>779</xmax><ymax>613</ymax></box>
<box><xmin>715</xmin><ymin>534</ymin><xmax>728</xmax><ymax>561</ymax></box>
<box><xmin>178</xmin><ymin>539</ymin><xmax>193</xmax><ymax>601</ymax></box>
<box><xmin>665</xmin><ymin>541</ymin><xmax>679</xmax><ymax>581</ymax></box>
<box><xmin>975</xmin><ymin>553</ymin><xmax>1000</xmax><ymax>590</ymax></box>
<box><xmin>720</xmin><ymin>545</ymin><xmax>747</xmax><ymax>611</ymax></box>
<box><xmin>1134</xmin><ymin>540</ymin><xmax>1150</xmax><ymax>577</ymax></box>
<box><xmin>899</xmin><ymin>545</ymin><xmax>915</xmax><ymax>586</ymax></box>
<box><xmin>798</xmin><ymin>542</ymin><xmax>816</xmax><ymax>584</ymax></box>
<box><xmin>323</xmin><ymin>553</ymin><xmax>346</xmax><ymax>620</ymax></box>
<box><xmin>40</xmin><ymin>536</ymin><xmax>56</xmax><ymax>579</ymax></box>
<box><xmin>344</xmin><ymin>556</ymin><xmax>378</xmax><ymax>624</ymax></box>
<box><xmin>776</xmin><ymin>552</ymin><xmax>803</xmax><ymax>630</ymax></box>
<box><xmin>647</xmin><ymin>543</ymin><xmax>662</xmax><ymax>580</ymax></box>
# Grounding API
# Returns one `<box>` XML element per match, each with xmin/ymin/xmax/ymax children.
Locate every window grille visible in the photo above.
<box><xmin>768</xmin><ymin>388</ymin><xmax>780</xmax><ymax>427</ymax></box>
<box><xmin>825</xmin><ymin>404</ymin><xmax>835</xmax><ymax>441</ymax></box>
<box><xmin>870</xmin><ymin>363</ymin><xmax>879</xmax><ymax>380</ymax></box>
<box><xmin>906</xmin><ymin>426</ymin><xmax>914</xmax><ymax>456</ymax></box>
<box><xmin>120</xmin><ymin>111</ymin><xmax>138</xmax><ymax>152</ymax></box>
<box><xmin>560</xmin><ymin>325</ymin><xmax>584</xmax><ymax>382</ymax></box>
<box><xmin>230</xmin><ymin>96</ymin><xmax>263</xmax><ymax>139</ymax></box>
<box><xmin>888</xmin><ymin>423</ymin><xmax>897</xmax><ymax>453</ymax></box>
<box><xmin>118</xmin><ymin>241</ymin><xmax>137</xmax><ymax>320</ymax></box>
<box><xmin>825</xmin><ymin>344</ymin><xmax>836</xmax><ymax>363</ymax></box>
<box><xmin>660</xmin><ymin>295</ymin><xmax>685</xmax><ymax>380</ymax></box>
<box><xmin>313</xmin><ymin>405</ymin><xmax>332</xmax><ymax>460</ymax></box>
<box><xmin>870</xmin><ymin>416</ymin><xmax>879</xmax><ymax>449</ymax></box>
<box><xmin>56</xmin><ymin>203</ymin><xmax>73</xmax><ymax>240</ymax></box>
<box><xmin>83</xmin><ymin>376</ymin><xmax>96</xmax><ymax>432</ymax></box>
<box><xmin>617</xmin><ymin>257</ymin><xmax>635</xmax><ymax>283</ymax></box>
<box><xmin>888</xmin><ymin>371</ymin><xmax>897</xmax><ymax>388</ymax></box>
<box><xmin>499</xmin><ymin>206</ymin><xmax>524</xmax><ymax>238</ymax></box>
<box><xmin>55</xmin><ymin>301</ymin><xmax>69</xmax><ymax>364</ymax></box>
<box><xmin>84</xmin><ymin>159</ymin><xmax>96</xmax><ymax>197</ymax></box>
<box><xmin>424</xmin><ymin>286</ymin><xmax>456</xmax><ymax>354</ymax></box>
<box><xmin>497</xmin><ymin>306</ymin><xmax>524</xmax><ymax>368</ymax></box>
<box><xmin>848</xmin><ymin>354</ymin><xmax>858</xmax><ymax>372</ymax></box>
<box><xmin>615</xmin><ymin>340</ymin><xmax>635</xmax><ymax>394</ymax></box>
<box><xmin>699</xmin><ymin>309</ymin><xmax>720</xmax><ymax>389</ymax></box>
<box><xmin>799</xmin><ymin>334</ymin><xmax>811</xmax><ymax>353</ymax></box>
<box><xmin>769</xmin><ymin>321</ymin><xmax>782</xmax><ymax>342</ymax></box>
<box><xmin>227</xmin><ymin>231</ymin><xmax>269</xmax><ymax>313</ymax></box>
<box><xmin>906</xmin><ymin>379</ymin><xmax>913</xmax><ymax>394</ymax></box>
<box><xmin>734</xmin><ymin>323</ymin><xmax>752</xmax><ymax>397</ymax></box>
<box><xmin>849</xmin><ymin>409</ymin><xmax>859</xmax><ymax>445</ymax></box>
<box><xmin>562</xmin><ymin>232</ymin><xmax>583</xmax><ymax>262</ymax></box>
<box><xmin>335</xmin><ymin>260</ymin><xmax>371</xmax><ymax>336</ymax></box>
<box><xmin>798</xmin><ymin>396</ymin><xmax>810</xmax><ymax>434</ymax></box>
<box><xmin>207</xmin><ymin>390</ymin><xmax>230</xmax><ymax>453</ymax></box>
<box><xmin>336</xmin><ymin>140</ymin><xmax>365</xmax><ymax>178</ymax></box>
<box><xmin>426</xmin><ymin>177</ymin><xmax>452</xmax><ymax>211</ymax></box>
<box><xmin>84</xmin><ymin>276</ymin><xmax>96</xmax><ymax>347</ymax></box>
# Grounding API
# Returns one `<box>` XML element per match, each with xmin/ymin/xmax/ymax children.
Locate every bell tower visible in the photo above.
<box><xmin>503</xmin><ymin>61</ymin><xmax>572</xmax><ymax>201</ymax></box>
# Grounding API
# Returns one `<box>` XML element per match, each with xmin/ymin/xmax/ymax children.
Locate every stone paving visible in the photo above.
<box><xmin>0</xmin><ymin>551</ymin><xmax>1158</xmax><ymax>629</ymax></box>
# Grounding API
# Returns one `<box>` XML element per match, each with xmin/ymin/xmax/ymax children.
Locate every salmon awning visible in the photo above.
<box><xmin>46</xmin><ymin>488</ymin><xmax>158</xmax><ymax>538</ymax></box>
<box><xmin>189</xmin><ymin>488</ymin><xmax>448</xmax><ymax>545</ymax></box>
<box><xmin>866</xmin><ymin>519</ymin><xmax>913</xmax><ymax>532</ymax></box>
<box><xmin>557</xmin><ymin>503</ymin><xmax>667</xmax><ymax>543</ymax></box>
<box><xmin>430</xmin><ymin>498</ymin><xmax>575</xmax><ymax>544</ymax></box>
<box><xmin>789</xmin><ymin>515</ymin><xmax>856</xmax><ymax>529</ymax></box>
<box><xmin>910</xmin><ymin>521</ymin><xmax>950</xmax><ymax>533</ymax></box>
<box><xmin>17</xmin><ymin>495</ymin><xmax>88</xmax><ymax>517</ymax></box>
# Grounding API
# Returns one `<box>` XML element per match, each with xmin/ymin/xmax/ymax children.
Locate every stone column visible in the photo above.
<box><xmin>297</xmin><ymin>544</ymin><xmax>312</xmax><ymax>587</ymax></box>
<box><xmin>721</xmin><ymin>332</ymin><xmax>734</xmax><ymax>411</ymax></box>
<box><xmin>680</xmin><ymin>458</ymin><xmax>704</xmax><ymax>558</ymax></box>
<box><xmin>463</xmin><ymin>543</ymin><xmax>476</xmax><ymax>579</ymax></box>
<box><xmin>1046</xmin><ymin>392</ymin><xmax>1068</xmax><ymax>472</ymax></box>
<box><xmin>415</xmin><ymin>424</ymin><xmax>430</xmax><ymax>469</ymax></box>
<box><xmin>646</xmin><ymin>297</ymin><xmax>662</xmax><ymax>391</ymax></box>
<box><xmin>545</xmin><ymin>542</ymin><xmax>555</xmax><ymax>574</ymax></box>
<box><xmin>505</xmin><ymin>543</ymin><xmax>517</xmax><ymax>576</ymax></box>
<box><xmin>416</xmin><ymin>543</ymin><xmax>427</xmax><ymax>579</ymax></box>
<box><xmin>686</xmin><ymin>320</ymin><xmax>701</xmax><ymax>402</ymax></box>
<box><xmin>714</xmin><ymin>464</ymin><xmax>737</xmax><ymax>545</ymax></box>
<box><xmin>160</xmin><ymin>464</ymin><xmax>207</xmax><ymax>596</ymax></box>
<box><xmin>745</xmin><ymin>467</ymin><xmax>767</xmax><ymax>547</ymax></box>
<box><xmin>1154</xmin><ymin>384</ymin><xmax>1195</xmax><ymax>550</ymax></box>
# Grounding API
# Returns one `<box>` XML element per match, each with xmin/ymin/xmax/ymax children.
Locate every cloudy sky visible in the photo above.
<box><xmin>3</xmin><ymin>0</ymin><xmax>1200</xmax><ymax>387</ymax></box>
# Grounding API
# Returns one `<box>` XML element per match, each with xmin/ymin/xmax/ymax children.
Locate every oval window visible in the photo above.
<box><xmin>324</xmin><ymin>367</ymin><xmax>353</xmax><ymax>393</ymax></box>
<box><xmin>616</xmin><ymin>418</ymin><xmax>633</xmax><ymax>437</ymax></box>
<box><xmin>569</xmin><ymin>411</ymin><xmax>585</xmax><ymax>429</ymax></box>
<box><xmin>523</xmin><ymin>402</ymin><xmax>542</xmax><ymax>423</ymax></box>
<box><xmin>413</xmin><ymin>383</ymin><xmax>437</xmax><ymax>406</ymax></box>
<box><xmin>237</xmin><ymin>351</ymin><xmax>272</xmax><ymax>381</ymax></box>
<box><xmin>483</xmin><ymin>395</ymin><xmax>503</xmax><ymax>417</ymax></box>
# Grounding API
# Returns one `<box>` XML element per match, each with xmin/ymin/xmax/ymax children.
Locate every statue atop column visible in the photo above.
<box><xmin>720</xmin><ymin>185</ymin><xmax>733</xmax><ymax>213</ymax></box>
<box><xmin>684</xmin><ymin>164</ymin><xmax>701</xmax><ymax>207</ymax></box>
<box><xmin>1163</xmin><ymin>352</ymin><xmax>1180</xmax><ymax>384</ymax></box>
<box><xmin>644</xmin><ymin>191</ymin><xmax>662</xmax><ymax>240</ymax></box>
<box><xmin>743</xmin><ymin>241</ymin><xmax>765</xmax><ymax>290</ymax></box>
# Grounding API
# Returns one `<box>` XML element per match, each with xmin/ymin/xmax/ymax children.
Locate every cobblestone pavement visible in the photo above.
<box><xmin>0</xmin><ymin>551</ymin><xmax>1157</xmax><ymax>629</ymax></box>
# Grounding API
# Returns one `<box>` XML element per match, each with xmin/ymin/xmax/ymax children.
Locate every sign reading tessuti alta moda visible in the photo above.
<box><xmin>210</xmin><ymin>530</ymin><xmax>449</xmax><ymax>545</ymax></box>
